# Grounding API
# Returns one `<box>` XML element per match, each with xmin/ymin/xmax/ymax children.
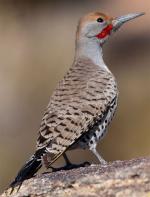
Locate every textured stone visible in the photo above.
<box><xmin>2</xmin><ymin>157</ymin><xmax>150</xmax><ymax>197</ymax></box>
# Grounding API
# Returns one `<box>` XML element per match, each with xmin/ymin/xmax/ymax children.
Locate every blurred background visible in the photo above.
<box><xmin>0</xmin><ymin>0</ymin><xmax>149</xmax><ymax>193</ymax></box>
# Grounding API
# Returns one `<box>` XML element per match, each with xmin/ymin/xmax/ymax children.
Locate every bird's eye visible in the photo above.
<box><xmin>97</xmin><ymin>17</ymin><xmax>104</xmax><ymax>23</ymax></box>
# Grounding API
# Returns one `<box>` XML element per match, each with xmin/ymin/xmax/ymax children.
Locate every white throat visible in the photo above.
<box><xmin>75</xmin><ymin>37</ymin><xmax>110</xmax><ymax>72</ymax></box>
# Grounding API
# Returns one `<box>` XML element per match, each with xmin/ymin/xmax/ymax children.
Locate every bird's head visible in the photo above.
<box><xmin>77</xmin><ymin>12</ymin><xmax>144</xmax><ymax>45</ymax></box>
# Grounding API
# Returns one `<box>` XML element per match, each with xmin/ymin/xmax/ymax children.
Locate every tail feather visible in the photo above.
<box><xmin>10</xmin><ymin>154</ymin><xmax>42</xmax><ymax>188</ymax></box>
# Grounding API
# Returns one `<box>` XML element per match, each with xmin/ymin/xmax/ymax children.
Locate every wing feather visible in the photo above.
<box><xmin>36</xmin><ymin>59</ymin><xmax>118</xmax><ymax>165</ymax></box>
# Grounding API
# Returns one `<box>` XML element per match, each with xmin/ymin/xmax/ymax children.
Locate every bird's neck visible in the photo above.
<box><xmin>74</xmin><ymin>37</ymin><xmax>110</xmax><ymax>72</ymax></box>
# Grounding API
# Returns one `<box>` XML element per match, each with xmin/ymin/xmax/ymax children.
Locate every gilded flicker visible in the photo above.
<box><xmin>10</xmin><ymin>11</ymin><xmax>144</xmax><ymax>187</ymax></box>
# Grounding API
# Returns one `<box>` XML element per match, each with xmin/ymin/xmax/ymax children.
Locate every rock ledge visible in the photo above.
<box><xmin>2</xmin><ymin>157</ymin><xmax>150</xmax><ymax>197</ymax></box>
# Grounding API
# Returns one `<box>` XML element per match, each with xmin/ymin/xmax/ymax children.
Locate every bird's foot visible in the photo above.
<box><xmin>49</xmin><ymin>161</ymin><xmax>90</xmax><ymax>172</ymax></box>
<box><xmin>100</xmin><ymin>160</ymin><xmax>108</xmax><ymax>166</ymax></box>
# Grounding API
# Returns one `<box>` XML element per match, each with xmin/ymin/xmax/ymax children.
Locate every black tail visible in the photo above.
<box><xmin>10</xmin><ymin>152</ymin><xmax>43</xmax><ymax>188</ymax></box>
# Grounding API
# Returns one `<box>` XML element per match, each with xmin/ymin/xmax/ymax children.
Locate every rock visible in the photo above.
<box><xmin>2</xmin><ymin>157</ymin><xmax>150</xmax><ymax>197</ymax></box>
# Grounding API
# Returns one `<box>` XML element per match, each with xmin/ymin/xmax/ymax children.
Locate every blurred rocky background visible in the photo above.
<box><xmin>0</xmin><ymin>0</ymin><xmax>149</xmax><ymax>193</ymax></box>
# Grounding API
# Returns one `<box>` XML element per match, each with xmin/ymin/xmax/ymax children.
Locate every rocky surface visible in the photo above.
<box><xmin>2</xmin><ymin>157</ymin><xmax>150</xmax><ymax>197</ymax></box>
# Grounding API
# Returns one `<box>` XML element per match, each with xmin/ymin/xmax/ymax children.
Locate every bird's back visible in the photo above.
<box><xmin>36</xmin><ymin>58</ymin><xmax>118</xmax><ymax>165</ymax></box>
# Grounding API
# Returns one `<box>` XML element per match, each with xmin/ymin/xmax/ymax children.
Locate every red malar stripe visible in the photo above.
<box><xmin>96</xmin><ymin>24</ymin><xmax>113</xmax><ymax>39</ymax></box>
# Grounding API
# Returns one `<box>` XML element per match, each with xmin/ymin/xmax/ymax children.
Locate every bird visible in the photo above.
<box><xmin>10</xmin><ymin>11</ymin><xmax>144</xmax><ymax>188</ymax></box>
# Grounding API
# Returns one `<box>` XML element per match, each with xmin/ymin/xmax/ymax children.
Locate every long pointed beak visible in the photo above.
<box><xmin>112</xmin><ymin>12</ymin><xmax>145</xmax><ymax>31</ymax></box>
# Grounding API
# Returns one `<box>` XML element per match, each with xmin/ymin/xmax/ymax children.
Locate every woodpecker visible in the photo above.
<box><xmin>10</xmin><ymin>11</ymin><xmax>144</xmax><ymax>188</ymax></box>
